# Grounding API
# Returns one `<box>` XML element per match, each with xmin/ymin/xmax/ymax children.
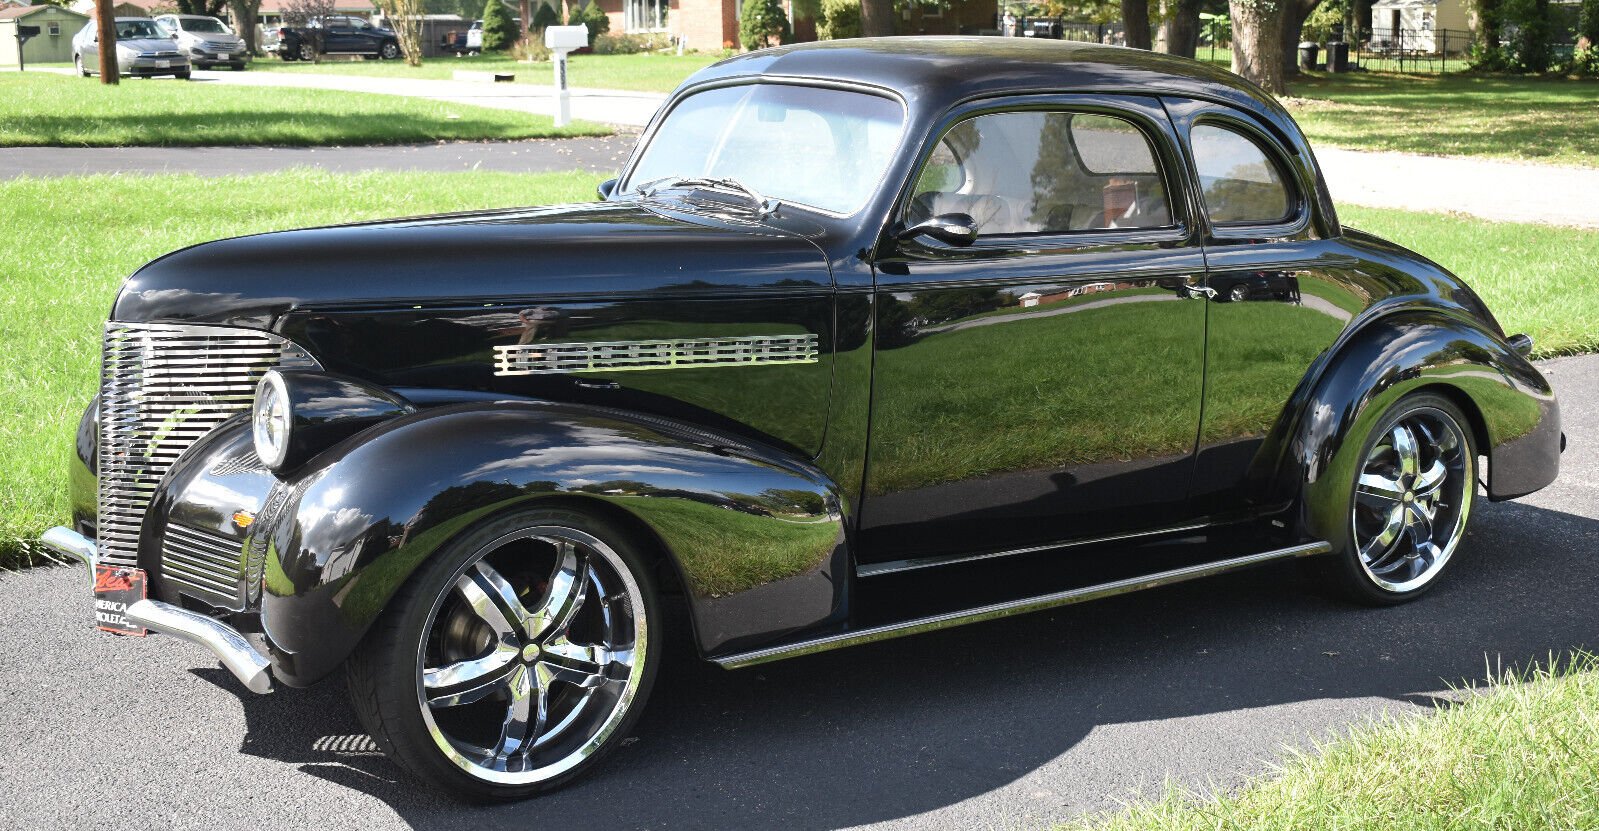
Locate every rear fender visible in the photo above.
<box><xmin>1291</xmin><ymin>312</ymin><xmax>1559</xmax><ymax>551</ymax></box>
<box><xmin>258</xmin><ymin>401</ymin><xmax>848</xmax><ymax>686</ymax></box>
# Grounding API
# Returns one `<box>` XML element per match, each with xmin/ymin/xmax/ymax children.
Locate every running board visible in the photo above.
<box><xmin>714</xmin><ymin>541</ymin><xmax>1331</xmax><ymax>669</ymax></box>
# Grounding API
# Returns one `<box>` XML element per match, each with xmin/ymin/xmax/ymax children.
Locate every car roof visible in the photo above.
<box><xmin>690</xmin><ymin>37</ymin><xmax>1293</xmax><ymax>131</ymax></box>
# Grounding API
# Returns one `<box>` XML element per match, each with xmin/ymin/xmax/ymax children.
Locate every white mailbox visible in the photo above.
<box><xmin>543</xmin><ymin>25</ymin><xmax>589</xmax><ymax>50</ymax></box>
<box><xmin>543</xmin><ymin>25</ymin><xmax>589</xmax><ymax>127</ymax></box>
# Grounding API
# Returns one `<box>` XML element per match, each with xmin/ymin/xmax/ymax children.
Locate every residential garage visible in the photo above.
<box><xmin>0</xmin><ymin>5</ymin><xmax>90</xmax><ymax>67</ymax></box>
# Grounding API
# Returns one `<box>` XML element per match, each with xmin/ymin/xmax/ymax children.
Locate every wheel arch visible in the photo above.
<box><xmin>257</xmin><ymin>401</ymin><xmax>849</xmax><ymax>687</ymax></box>
<box><xmin>1282</xmin><ymin>308</ymin><xmax>1559</xmax><ymax>551</ymax></box>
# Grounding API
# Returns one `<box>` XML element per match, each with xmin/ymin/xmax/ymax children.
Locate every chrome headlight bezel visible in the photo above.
<box><xmin>251</xmin><ymin>370</ymin><xmax>291</xmax><ymax>470</ymax></box>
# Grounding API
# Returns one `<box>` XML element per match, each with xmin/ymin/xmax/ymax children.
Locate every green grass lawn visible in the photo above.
<box><xmin>1062</xmin><ymin>653</ymin><xmax>1599</xmax><ymax>830</ymax></box>
<box><xmin>1284</xmin><ymin>72</ymin><xmax>1599</xmax><ymax>167</ymax></box>
<box><xmin>249</xmin><ymin>51</ymin><xmax>719</xmax><ymax>93</ymax></box>
<box><xmin>0</xmin><ymin>72</ymin><xmax>609</xmax><ymax>147</ymax></box>
<box><xmin>0</xmin><ymin>172</ymin><xmax>1593</xmax><ymax>568</ymax></box>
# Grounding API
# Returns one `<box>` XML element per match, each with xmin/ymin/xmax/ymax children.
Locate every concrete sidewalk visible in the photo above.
<box><xmin>1317</xmin><ymin>147</ymin><xmax>1599</xmax><ymax>229</ymax></box>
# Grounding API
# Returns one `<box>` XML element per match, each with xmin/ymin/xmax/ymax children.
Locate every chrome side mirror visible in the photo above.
<box><xmin>597</xmin><ymin>178</ymin><xmax>618</xmax><ymax>201</ymax></box>
<box><xmin>897</xmin><ymin>213</ymin><xmax>978</xmax><ymax>247</ymax></box>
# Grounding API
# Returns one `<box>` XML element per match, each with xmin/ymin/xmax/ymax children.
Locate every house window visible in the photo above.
<box><xmin>922</xmin><ymin>4</ymin><xmax>942</xmax><ymax>19</ymax></box>
<box><xmin>48</xmin><ymin>21</ymin><xmax>61</xmax><ymax>35</ymax></box>
<box><xmin>625</xmin><ymin>0</ymin><xmax>666</xmax><ymax>30</ymax></box>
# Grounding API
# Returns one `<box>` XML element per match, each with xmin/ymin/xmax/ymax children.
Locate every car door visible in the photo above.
<box><xmin>859</xmin><ymin>95</ymin><xmax>1211</xmax><ymax>565</ymax></box>
<box><xmin>1163</xmin><ymin>97</ymin><xmax>1361</xmax><ymax>518</ymax></box>
<box><xmin>78</xmin><ymin>23</ymin><xmax>98</xmax><ymax>65</ymax></box>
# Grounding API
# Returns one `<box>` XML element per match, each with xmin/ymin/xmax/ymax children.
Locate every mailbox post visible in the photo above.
<box><xmin>543</xmin><ymin>24</ymin><xmax>588</xmax><ymax>128</ymax></box>
<box><xmin>14</xmin><ymin>24</ymin><xmax>39</xmax><ymax>70</ymax></box>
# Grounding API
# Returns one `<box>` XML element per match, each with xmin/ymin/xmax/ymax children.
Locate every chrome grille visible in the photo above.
<box><xmin>493</xmin><ymin>334</ymin><xmax>819</xmax><ymax>376</ymax></box>
<box><xmin>162</xmin><ymin>523</ymin><xmax>246</xmax><ymax>608</ymax></box>
<box><xmin>97</xmin><ymin>322</ymin><xmax>317</xmax><ymax>569</ymax></box>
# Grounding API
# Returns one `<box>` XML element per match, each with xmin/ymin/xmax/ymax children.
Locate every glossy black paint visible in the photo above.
<box><xmin>91</xmin><ymin>38</ymin><xmax>1562</xmax><ymax>681</ymax></box>
<box><xmin>263</xmin><ymin>371</ymin><xmax>414</xmax><ymax>472</ymax></box>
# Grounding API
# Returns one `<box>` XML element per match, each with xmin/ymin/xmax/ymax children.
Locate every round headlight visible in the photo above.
<box><xmin>252</xmin><ymin>370</ymin><xmax>291</xmax><ymax>469</ymax></box>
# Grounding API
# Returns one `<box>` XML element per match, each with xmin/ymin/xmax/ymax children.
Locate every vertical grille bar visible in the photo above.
<box><xmin>96</xmin><ymin>322</ymin><xmax>317</xmax><ymax>570</ymax></box>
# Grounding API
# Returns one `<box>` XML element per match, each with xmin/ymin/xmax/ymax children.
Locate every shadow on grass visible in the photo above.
<box><xmin>211</xmin><ymin>497</ymin><xmax>1598</xmax><ymax>828</ymax></box>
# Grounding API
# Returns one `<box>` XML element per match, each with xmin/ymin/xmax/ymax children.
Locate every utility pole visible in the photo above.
<box><xmin>95</xmin><ymin>0</ymin><xmax>117</xmax><ymax>85</ymax></box>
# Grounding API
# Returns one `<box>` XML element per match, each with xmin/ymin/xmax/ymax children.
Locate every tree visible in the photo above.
<box><xmin>1122</xmin><ymin>0</ymin><xmax>1152</xmax><ymax>47</ymax></box>
<box><xmin>818</xmin><ymin>0</ymin><xmax>860</xmax><ymax>37</ymax></box>
<box><xmin>375</xmin><ymin>0</ymin><xmax>425</xmax><ymax>65</ymax></box>
<box><xmin>1277</xmin><ymin>0</ymin><xmax>1322</xmax><ymax>79</ymax></box>
<box><xmin>176</xmin><ymin>0</ymin><xmax>228</xmax><ymax>16</ymax></box>
<box><xmin>566</xmin><ymin>1</ymin><xmax>609</xmax><ymax>43</ymax></box>
<box><xmin>1230</xmin><ymin>0</ymin><xmax>1287</xmax><ymax>93</ymax></box>
<box><xmin>227</xmin><ymin>0</ymin><xmax>263</xmax><ymax>54</ymax></box>
<box><xmin>859</xmin><ymin>0</ymin><xmax>895</xmax><ymax>36</ymax></box>
<box><xmin>531</xmin><ymin>0</ymin><xmax>560</xmax><ymax>27</ymax></box>
<box><xmin>1156</xmin><ymin>0</ymin><xmax>1203</xmax><ymax>56</ymax></box>
<box><xmin>481</xmin><ymin>0</ymin><xmax>516</xmax><ymax>48</ymax></box>
<box><xmin>740</xmin><ymin>0</ymin><xmax>791</xmax><ymax>49</ymax></box>
<box><xmin>1476</xmin><ymin>0</ymin><xmax>1504</xmax><ymax>49</ymax></box>
<box><xmin>282</xmin><ymin>0</ymin><xmax>335</xmax><ymax>58</ymax></box>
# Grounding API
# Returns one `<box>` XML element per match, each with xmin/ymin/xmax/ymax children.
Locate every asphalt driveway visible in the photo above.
<box><xmin>0</xmin><ymin>354</ymin><xmax>1593</xmax><ymax>830</ymax></box>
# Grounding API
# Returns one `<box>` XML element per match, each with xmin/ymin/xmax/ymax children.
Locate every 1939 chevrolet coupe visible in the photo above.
<box><xmin>46</xmin><ymin>38</ymin><xmax>1562</xmax><ymax>800</ymax></box>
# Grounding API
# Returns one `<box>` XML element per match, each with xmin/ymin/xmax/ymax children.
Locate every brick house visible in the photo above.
<box><xmin>587</xmin><ymin>0</ymin><xmax>996</xmax><ymax>52</ymax></box>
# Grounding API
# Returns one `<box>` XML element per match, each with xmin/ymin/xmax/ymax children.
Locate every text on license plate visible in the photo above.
<box><xmin>154</xmin><ymin>60</ymin><xmax>169</xmax><ymax>68</ymax></box>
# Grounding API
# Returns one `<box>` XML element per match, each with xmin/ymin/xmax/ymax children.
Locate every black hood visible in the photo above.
<box><xmin>114</xmin><ymin>201</ymin><xmax>832</xmax><ymax>328</ymax></box>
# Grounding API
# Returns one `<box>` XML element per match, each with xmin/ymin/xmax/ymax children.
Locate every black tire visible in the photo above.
<box><xmin>1316</xmin><ymin>391</ymin><xmax>1477</xmax><ymax>605</ymax></box>
<box><xmin>175</xmin><ymin>71</ymin><xmax>191</xmax><ymax>80</ymax></box>
<box><xmin>347</xmin><ymin>506</ymin><xmax>661</xmax><ymax>802</ymax></box>
<box><xmin>298</xmin><ymin>42</ymin><xmax>316</xmax><ymax>61</ymax></box>
<box><xmin>380</xmin><ymin>41</ymin><xmax>400</xmax><ymax>60</ymax></box>
<box><xmin>75</xmin><ymin>54</ymin><xmax>91</xmax><ymax>77</ymax></box>
<box><xmin>1228</xmin><ymin>283</ymin><xmax>1249</xmax><ymax>302</ymax></box>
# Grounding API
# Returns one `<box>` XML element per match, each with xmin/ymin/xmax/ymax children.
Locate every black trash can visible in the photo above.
<box><xmin>1326</xmin><ymin>40</ymin><xmax>1349</xmax><ymax>72</ymax></box>
<box><xmin>1298</xmin><ymin>41</ymin><xmax>1320</xmax><ymax>71</ymax></box>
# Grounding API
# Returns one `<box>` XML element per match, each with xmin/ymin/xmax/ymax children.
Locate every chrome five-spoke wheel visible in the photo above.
<box><xmin>1342</xmin><ymin>394</ymin><xmax>1476</xmax><ymax>599</ymax></box>
<box><xmin>348</xmin><ymin>509</ymin><xmax>657</xmax><ymax>800</ymax></box>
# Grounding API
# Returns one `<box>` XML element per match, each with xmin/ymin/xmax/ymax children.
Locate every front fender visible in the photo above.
<box><xmin>258</xmin><ymin>401</ymin><xmax>848</xmax><ymax>686</ymax></box>
<box><xmin>1292</xmin><ymin>312</ymin><xmax>1559</xmax><ymax>551</ymax></box>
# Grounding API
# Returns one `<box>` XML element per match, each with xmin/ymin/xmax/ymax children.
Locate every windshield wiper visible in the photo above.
<box><xmin>633</xmin><ymin>176</ymin><xmax>780</xmax><ymax>218</ymax></box>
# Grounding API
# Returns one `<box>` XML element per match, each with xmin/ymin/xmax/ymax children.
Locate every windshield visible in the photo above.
<box><xmin>117</xmin><ymin>20</ymin><xmax>166</xmax><ymax>39</ymax></box>
<box><xmin>181</xmin><ymin>17</ymin><xmax>231</xmax><ymax>33</ymax></box>
<box><xmin>625</xmin><ymin>84</ymin><xmax>905</xmax><ymax>216</ymax></box>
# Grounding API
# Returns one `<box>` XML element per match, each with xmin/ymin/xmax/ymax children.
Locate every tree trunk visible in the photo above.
<box><xmin>1277</xmin><ymin>0</ymin><xmax>1319</xmax><ymax>79</ymax></box>
<box><xmin>519</xmin><ymin>0</ymin><xmax>531</xmax><ymax>35</ymax></box>
<box><xmin>1476</xmin><ymin>0</ymin><xmax>1501</xmax><ymax>48</ymax></box>
<box><xmin>1122</xmin><ymin>0</ymin><xmax>1152</xmax><ymax>48</ymax></box>
<box><xmin>229</xmin><ymin>0</ymin><xmax>261</xmax><ymax>54</ymax></box>
<box><xmin>1230</xmin><ymin>0</ymin><xmax>1286</xmax><ymax>93</ymax></box>
<box><xmin>858</xmin><ymin>0</ymin><xmax>895</xmax><ymax>36</ymax></box>
<box><xmin>1157</xmin><ymin>0</ymin><xmax>1202</xmax><ymax>56</ymax></box>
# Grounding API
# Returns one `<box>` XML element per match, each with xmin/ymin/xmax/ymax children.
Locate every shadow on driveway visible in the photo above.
<box><xmin>202</xmin><ymin>497</ymin><xmax>1598</xmax><ymax>829</ymax></box>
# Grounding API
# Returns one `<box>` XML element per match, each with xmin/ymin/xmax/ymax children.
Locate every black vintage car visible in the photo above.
<box><xmin>46</xmin><ymin>38</ymin><xmax>1561</xmax><ymax>800</ymax></box>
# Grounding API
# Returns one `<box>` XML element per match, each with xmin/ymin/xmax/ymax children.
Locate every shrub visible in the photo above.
<box><xmin>592</xmin><ymin>32</ymin><xmax>670</xmax><ymax>53</ymax></box>
<box><xmin>1580</xmin><ymin>0</ymin><xmax>1599</xmax><ymax>46</ymax></box>
<box><xmin>1499</xmin><ymin>0</ymin><xmax>1555</xmax><ymax>71</ymax></box>
<box><xmin>566</xmin><ymin>1</ymin><xmax>610</xmax><ymax>44</ymax></box>
<box><xmin>1300</xmin><ymin>0</ymin><xmax>1345</xmax><ymax>45</ymax></box>
<box><xmin>739</xmin><ymin>0</ymin><xmax>791</xmax><ymax>49</ymax></box>
<box><xmin>530</xmin><ymin>0</ymin><xmax>559</xmax><ymax>29</ymax></box>
<box><xmin>815</xmin><ymin>0</ymin><xmax>858</xmax><ymax>39</ymax></box>
<box><xmin>481</xmin><ymin>0</ymin><xmax>517</xmax><ymax>50</ymax></box>
<box><xmin>513</xmin><ymin>30</ymin><xmax>551</xmax><ymax>60</ymax></box>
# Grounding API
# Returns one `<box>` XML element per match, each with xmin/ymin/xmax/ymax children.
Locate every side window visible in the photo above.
<box><xmin>1190</xmin><ymin>123</ymin><xmax>1294</xmax><ymax>225</ymax></box>
<box><xmin>907</xmin><ymin>110</ymin><xmax>1172</xmax><ymax>238</ymax></box>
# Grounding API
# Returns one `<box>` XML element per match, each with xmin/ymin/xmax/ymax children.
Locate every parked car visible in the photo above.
<box><xmin>441</xmin><ymin>18</ymin><xmax>482</xmax><ymax>55</ymax></box>
<box><xmin>45</xmin><ymin>38</ymin><xmax>1562</xmax><ymax>801</ymax></box>
<box><xmin>71</xmin><ymin>17</ymin><xmax>189</xmax><ymax>79</ymax></box>
<box><xmin>271</xmin><ymin>15</ymin><xmax>400</xmax><ymax>61</ymax></box>
<box><xmin>153</xmin><ymin>14</ymin><xmax>249</xmax><ymax>70</ymax></box>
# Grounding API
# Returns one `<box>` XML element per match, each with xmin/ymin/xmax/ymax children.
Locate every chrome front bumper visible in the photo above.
<box><xmin>41</xmin><ymin>526</ymin><xmax>273</xmax><ymax>694</ymax></box>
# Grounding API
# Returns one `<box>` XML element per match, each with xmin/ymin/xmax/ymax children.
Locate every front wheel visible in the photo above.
<box><xmin>347</xmin><ymin>507</ymin><xmax>659</xmax><ymax>801</ymax></box>
<box><xmin>75</xmin><ymin>54</ymin><xmax>90</xmax><ymax>76</ymax></box>
<box><xmin>1321</xmin><ymin>392</ymin><xmax>1477</xmax><ymax>604</ymax></box>
<box><xmin>379</xmin><ymin>41</ymin><xmax>400</xmax><ymax>59</ymax></box>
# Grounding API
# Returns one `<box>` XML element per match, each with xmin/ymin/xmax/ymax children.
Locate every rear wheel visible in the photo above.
<box><xmin>298</xmin><ymin>42</ymin><xmax>316</xmax><ymax>61</ymax></box>
<box><xmin>1322</xmin><ymin>392</ymin><xmax>1476</xmax><ymax>604</ymax></box>
<box><xmin>347</xmin><ymin>507</ymin><xmax>659</xmax><ymax>801</ymax></box>
<box><xmin>75</xmin><ymin>54</ymin><xmax>90</xmax><ymax>76</ymax></box>
<box><xmin>380</xmin><ymin>41</ymin><xmax>400</xmax><ymax>59</ymax></box>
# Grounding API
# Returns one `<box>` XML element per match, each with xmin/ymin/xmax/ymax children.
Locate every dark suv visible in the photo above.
<box><xmin>272</xmin><ymin>15</ymin><xmax>400</xmax><ymax>61</ymax></box>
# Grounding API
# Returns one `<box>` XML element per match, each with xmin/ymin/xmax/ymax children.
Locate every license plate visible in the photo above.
<box><xmin>94</xmin><ymin>565</ymin><xmax>147</xmax><ymax>636</ymax></box>
<box><xmin>155</xmin><ymin>60</ymin><xmax>169</xmax><ymax>68</ymax></box>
